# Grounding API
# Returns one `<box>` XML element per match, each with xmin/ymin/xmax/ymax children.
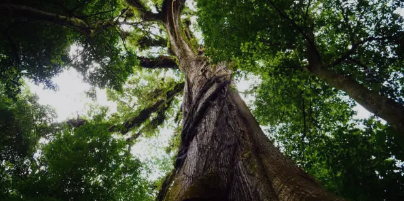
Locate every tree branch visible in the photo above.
<box><xmin>267</xmin><ymin>0</ymin><xmax>311</xmax><ymax>42</ymax></box>
<box><xmin>183</xmin><ymin>18</ymin><xmax>195</xmax><ymax>42</ymax></box>
<box><xmin>328</xmin><ymin>36</ymin><xmax>393</xmax><ymax>68</ymax></box>
<box><xmin>114</xmin><ymin>26</ymin><xmax>175</xmax><ymax>69</ymax></box>
<box><xmin>78</xmin><ymin>9</ymin><xmax>117</xmax><ymax>19</ymax></box>
<box><xmin>0</xmin><ymin>4</ymin><xmax>90</xmax><ymax>33</ymax></box>
<box><xmin>125</xmin><ymin>0</ymin><xmax>162</xmax><ymax>22</ymax></box>
<box><xmin>109</xmin><ymin>82</ymin><xmax>184</xmax><ymax>134</ymax></box>
<box><xmin>347</xmin><ymin>57</ymin><xmax>368</xmax><ymax>69</ymax></box>
<box><xmin>304</xmin><ymin>0</ymin><xmax>312</xmax><ymax>20</ymax></box>
<box><xmin>138</xmin><ymin>56</ymin><xmax>178</xmax><ymax>69</ymax></box>
<box><xmin>137</xmin><ymin>36</ymin><xmax>168</xmax><ymax>49</ymax></box>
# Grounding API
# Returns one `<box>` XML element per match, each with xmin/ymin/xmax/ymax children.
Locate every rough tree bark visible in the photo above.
<box><xmin>151</xmin><ymin>0</ymin><xmax>343</xmax><ymax>200</ymax></box>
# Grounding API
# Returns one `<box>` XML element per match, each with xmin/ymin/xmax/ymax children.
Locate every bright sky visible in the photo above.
<box><xmin>27</xmin><ymin>68</ymin><xmax>116</xmax><ymax>122</ymax></box>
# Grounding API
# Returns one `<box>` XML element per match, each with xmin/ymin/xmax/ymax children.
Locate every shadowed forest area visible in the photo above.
<box><xmin>1</xmin><ymin>0</ymin><xmax>404</xmax><ymax>200</ymax></box>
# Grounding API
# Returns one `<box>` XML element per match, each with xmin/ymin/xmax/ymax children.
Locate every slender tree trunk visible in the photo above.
<box><xmin>267</xmin><ymin>0</ymin><xmax>404</xmax><ymax>138</ymax></box>
<box><xmin>307</xmin><ymin>44</ymin><xmax>404</xmax><ymax>138</ymax></box>
<box><xmin>157</xmin><ymin>1</ymin><xmax>342</xmax><ymax>200</ymax></box>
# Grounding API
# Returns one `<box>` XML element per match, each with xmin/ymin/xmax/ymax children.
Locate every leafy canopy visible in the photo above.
<box><xmin>0</xmin><ymin>0</ymin><xmax>138</xmax><ymax>97</ymax></box>
<box><xmin>0</xmin><ymin>85</ymin><xmax>152</xmax><ymax>201</ymax></box>
<box><xmin>198</xmin><ymin>0</ymin><xmax>404</xmax><ymax>200</ymax></box>
<box><xmin>198</xmin><ymin>0</ymin><xmax>404</xmax><ymax>102</ymax></box>
<box><xmin>1</xmin><ymin>0</ymin><xmax>404</xmax><ymax>200</ymax></box>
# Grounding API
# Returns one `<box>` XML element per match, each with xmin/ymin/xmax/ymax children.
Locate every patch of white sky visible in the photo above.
<box><xmin>27</xmin><ymin>44</ymin><xmax>117</xmax><ymax>122</ymax></box>
<box><xmin>27</xmin><ymin>69</ymin><xmax>116</xmax><ymax>122</ymax></box>
<box><xmin>131</xmin><ymin>123</ymin><xmax>176</xmax><ymax>180</ymax></box>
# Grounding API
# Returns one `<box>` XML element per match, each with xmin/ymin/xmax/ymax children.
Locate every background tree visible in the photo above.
<box><xmin>197</xmin><ymin>0</ymin><xmax>404</xmax><ymax>139</ymax></box>
<box><xmin>254</xmin><ymin>72</ymin><xmax>404</xmax><ymax>200</ymax></box>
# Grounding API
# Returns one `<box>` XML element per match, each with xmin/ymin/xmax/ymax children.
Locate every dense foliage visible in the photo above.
<box><xmin>1</xmin><ymin>0</ymin><xmax>404</xmax><ymax>200</ymax></box>
<box><xmin>198</xmin><ymin>0</ymin><xmax>404</xmax><ymax>97</ymax></box>
<box><xmin>198</xmin><ymin>0</ymin><xmax>404</xmax><ymax>200</ymax></box>
<box><xmin>0</xmin><ymin>0</ymin><xmax>138</xmax><ymax>97</ymax></box>
<box><xmin>0</xmin><ymin>85</ymin><xmax>56</xmax><ymax>189</ymax></box>
<box><xmin>0</xmin><ymin>87</ymin><xmax>152</xmax><ymax>200</ymax></box>
<box><xmin>198</xmin><ymin>0</ymin><xmax>404</xmax><ymax>131</ymax></box>
<box><xmin>247</xmin><ymin>65</ymin><xmax>404</xmax><ymax>200</ymax></box>
<box><xmin>256</xmin><ymin>73</ymin><xmax>404</xmax><ymax>199</ymax></box>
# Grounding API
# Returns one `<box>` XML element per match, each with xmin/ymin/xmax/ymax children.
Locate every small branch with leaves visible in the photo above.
<box><xmin>109</xmin><ymin>82</ymin><xmax>184</xmax><ymax>134</ymax></box>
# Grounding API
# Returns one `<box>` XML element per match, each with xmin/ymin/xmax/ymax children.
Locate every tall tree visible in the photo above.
<box><xmin>0</xmin><ymin>0</ymin><xmax>346</xmax><ymax>200</ymax></box>
<box><xmin>118</xmin><ymin>0</ymin><xmax>341</xmax><ymax>200</ymax></box>
<box><xmin>197</xmin><ymin>0</ymin><xmax>404</xmax><ymax>139</ymax></box>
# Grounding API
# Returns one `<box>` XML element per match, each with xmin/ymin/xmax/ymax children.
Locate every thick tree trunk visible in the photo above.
<box><xmin>158</xmin><ymin>61</ymin><xmax>342</xmax><ymax>201</ymax></box>
<box><xmin>307</xmin><ymin>44</ymin><xmax>404</xmax><ymax>138</ymax></box>
<box><xmin>157</xmin><ymin>1</ymin><xmax>342</xmax><ymax>200</ymax></box>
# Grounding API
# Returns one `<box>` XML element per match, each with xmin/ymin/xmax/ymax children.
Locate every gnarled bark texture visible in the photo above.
<box><xmin>153</xmin><ymin>0</ymin><xmax>343</xmax><ymax>200</ymax></box>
